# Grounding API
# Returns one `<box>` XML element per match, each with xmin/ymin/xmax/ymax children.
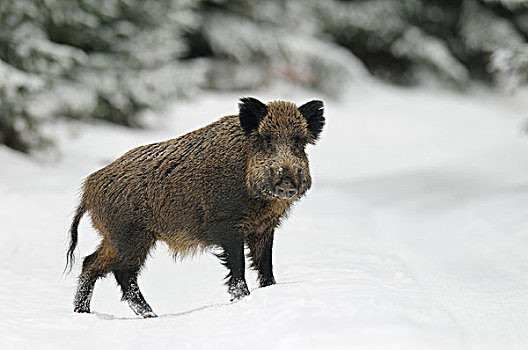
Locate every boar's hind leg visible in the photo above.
<box><xmin>112</xmin><ymin>231</ymin><xmax>157</xmax><ymax>318</ymax></box>
<box><xmin>74</xmin><ymin>240</ymin><xmax>115</xmax><ymax>313</ymax></box>
<box><xmin>216</xmin><ymin>236</ymin><xmax>250</xmax><ymax>301</ymax></box>
<box><xmin>247</xmin><ymin>232</ymin><xmax>276</xmax><ymax>288</ymax></box>
<box><xmin>113</xmin><ymin>269</ymin><xmax>156</xmax><ymax>318</ymax></box>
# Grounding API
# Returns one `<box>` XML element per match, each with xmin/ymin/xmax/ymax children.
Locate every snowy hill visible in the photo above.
<box><xmin>1</xmin><ymin>82</ymin><xmax>528</xmax><ymax>349</ymax></box>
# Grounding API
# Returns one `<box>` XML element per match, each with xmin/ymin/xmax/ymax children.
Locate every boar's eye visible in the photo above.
<box><xmin>263</xmin><ymin>135</ymin><xmax>273</xmax><ymax>150</ymax></box>
<box><xmin>293</xmin><ymin>136</ymin><xmax>306</xmax><ymax>152</ymax></box>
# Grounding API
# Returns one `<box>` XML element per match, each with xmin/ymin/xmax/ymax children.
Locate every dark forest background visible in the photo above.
<box><xmin>1</xmin><ymin>0</ymin><xmax>527</xmax><ymax>153</ymax></box>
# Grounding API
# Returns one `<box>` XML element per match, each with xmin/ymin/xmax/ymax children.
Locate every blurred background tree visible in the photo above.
<box><xmin>1</xmin><ymin>0</ymin><xmax>527</xmax><ymax>153</ymax></box>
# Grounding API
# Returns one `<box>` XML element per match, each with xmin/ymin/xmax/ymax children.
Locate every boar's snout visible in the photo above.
<box><xmin>268</xmin><ymin>164</ymin><xmax>304</xmax><ymax>200</ymax></box>
<box><xmin>274</xmin><ymin>178</ymin><xmax>298</xmax><ymax>199</ymax></box>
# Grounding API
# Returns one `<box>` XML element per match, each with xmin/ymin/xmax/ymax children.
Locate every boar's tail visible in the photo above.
<box><xmin>64</xmin><ymin>200</ymin><xmax>87</xmax><ymax>274</ymax></box>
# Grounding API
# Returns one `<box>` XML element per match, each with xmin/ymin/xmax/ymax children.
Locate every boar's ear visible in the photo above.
<box><xmin>298</xmin><ymin>100</ymin><xmax>325</xmax><ymax>143</ymax></box>
<box><xmin>239</xmin><ymin>97</ymin><xmax>268</xmax><ymax>135</ymax></box>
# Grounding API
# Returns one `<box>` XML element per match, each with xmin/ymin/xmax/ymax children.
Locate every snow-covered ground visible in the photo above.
<box><xmin>1</xmin><ymin>82</ymin><xmax>528</xmax><ymax>349</ymax></box>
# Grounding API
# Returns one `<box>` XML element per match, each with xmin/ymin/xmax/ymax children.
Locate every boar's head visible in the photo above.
<box><xmin>239</xmin><ymin>97</ymin><xmax>325</xmax><ymax>201</ymax></box>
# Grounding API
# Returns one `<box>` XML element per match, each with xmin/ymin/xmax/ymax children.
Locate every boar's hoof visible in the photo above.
<box><xmin>229</xmin><ymin>280</ymin><xmax>250</xmax><ymax>301</ymax></box>
<box><xmin>142</xmin><ymin>311</ymin><xmax>158</xmax><ymax>319</ymax></box>
<box><xmin>128</xmin><ymin>300</ymin><xmax>157</xmax><ymax>318</ymax></box>
<box><xmin>259</xmin><ymin>276</ymin><xmax>276</xmax><ymax>288</ymax></box>
<box><xmin>73</xmin><ymin>306</ymin><xmax>90</xmax><ymax>314</ymax></box>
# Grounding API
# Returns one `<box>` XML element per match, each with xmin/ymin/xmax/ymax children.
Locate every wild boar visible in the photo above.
<box><xmin>66</xmin><ymin>97</ymin><xmax>325</xmax><ymax>318</ymax></box>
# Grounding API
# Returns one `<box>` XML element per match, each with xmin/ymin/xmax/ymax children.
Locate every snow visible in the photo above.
<box><xmin>2</xmin><ymin>82</ymin><xmax>528</xmax><ymax>349</ymax></box>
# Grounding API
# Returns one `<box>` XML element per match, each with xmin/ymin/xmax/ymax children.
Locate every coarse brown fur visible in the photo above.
<box><xmin>66</xmin><ymin>97</ymin><xmax>325</xmax><ymax>317</ymax></box>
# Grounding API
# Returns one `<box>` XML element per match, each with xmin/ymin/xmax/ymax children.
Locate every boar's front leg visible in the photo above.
<box><xmin>247</xmin><ymin>230</ymin><xmax>276</xmax><ymax>288</ymax></box>
<box><xmin>216</xmin><ymin>233</ymin><xmax>250</xmax><ymax>301</ymax></box>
